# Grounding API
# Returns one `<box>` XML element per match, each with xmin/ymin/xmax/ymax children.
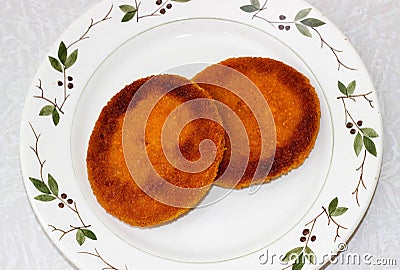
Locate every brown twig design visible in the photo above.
<box><xmin>49</xmin><ymin>224</ymin><xmax>92</xmax><ymax>241</ymax></box>
<box><xmin>279</xmin><ymin>211</ymin><xmax>320</xmax><ymax>269</ymax></box>
<box><xmin>338</xmin><ymin>92</ymin><xmax>374</xmax><ymax>126</ymax></box>
<box><xmin>340</xmin><ymin>98</ymin><xmax>359</xmax><ymax>128</ymax></box>
<box><xmin>79</xmin><ymin>248</ymin><xmax>128</xmax><ymax>270</ymax></box>
<box><xmin>305</xmin><ymin>206</ymin><xmax>348</xmax><ymax>242</ymax></box>
<box><xmin>246</xmin><ymin>0</ymin><xmax>355</xmax><ymax>71</ymax></box>
<box><xmin>34</xmin><ymin>79</ymin><xmax>68</xmax><ymax>114</ymax></box>
<box><xmin>67</xmin><ymin>5</ymin><xmax>114</xmax><ymax>49</ymax></box>
<box><xmin>29</xmin><ymin>123</ymin><xmax>46</xmax><ymax>181</ymax></box>
<box><xmin>47</xmin><ymin>201</ymin><xmax>89</xmax><ymax>240</ymax></box>
<box><xmin>29</xmin><ymin>124</ymin><xmax>93</xmax><ymax>242</ymax></box>
<box><xmin>35</xmin><ymin>5</ymin><xmax>113</xmax><ymax>123</ymax></box>
<box><xmin>281</xmin><ymin>198</ymin><xmax>348</xmax><ymax>269</ymax></box>
<box><xmin>338</xmin><ymin>92</ymin><xmax>376</xmax><ymax>206</ymax></box>
<box><xmin>352</xmin><ymin>150</ymin><xmax>367</xmax><ymax>206</ymax></box>
<box><xmin>133</xmin><ymin>0</ymin><xmax>173</xmax><ymax>21</ymax></box>
<box><xmin>337</xmin><ymin>92</ymin><xmax>374</xmax><ymax>108</ymax></box>
<box><xmin>311</xmin><ymin>27</ymin><xmax>356</xmax><ymax>71</ymax></box>
<box><xmin>252</xmin><ymin>0</ymin><xmax>269</xmax><ymax>19</ymax></box>
<box><xmin>133</xmin><ymin>0</ymin><xmax>141</xmax><ymax>22</ymax></box>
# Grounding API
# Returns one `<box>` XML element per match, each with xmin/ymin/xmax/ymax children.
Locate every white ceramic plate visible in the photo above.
<box><xmin>20</xmin><ymin>0</ymin><xmax>383</xmax><ymax>269</ymax></box>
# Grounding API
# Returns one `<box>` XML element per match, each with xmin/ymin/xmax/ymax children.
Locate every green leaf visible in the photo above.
<box><xmin>58</xmin><ymin>42</ymin><xmax>67</xmax><ymax>65</ymax></box>
<box><xmin>48</xmin><ymin>56</ymin><xmax>63</xmax><ymax>73</ymax></box>
<box><xmin>347</xmin><ymin>80</ymin><xmax>356</xmax><ymax>95</ymax></box>
<box><xmin>250</xmin><ymin>0</ymin><xmax>260</xmax><ymax>9</ymax></box>
<box><xmin>363</xmin><ymin>136</ymin><xmax>377</xmax><ymax>157</ymax></box>
<box><xmin>52</xmin><ymin>109</ymin><xmax>60</xmax><ymax>126</ymax></box>
<box><xmin>293</xmin><ymin>253</ymin><xmax>305</xmax><ymax>270</ymax></box>
<box><xmin>240</xmin><ymin>5</ymin><xmax>258</xmax><ymax>12</ymax></box>
<box><xmin>338</xmin><ymin>81</ymin><xmax>348</xmax><ymax>96</ymax></box>
<box><xmin>39</xmin><ymin>105</ymin><xmax>55</xmax><ymax>116</ymax></box>
<box><xmin>81</xmin><ymin>229</ymin><xmax>97</xmax><ymax>240</ymax></box>
<box><xmin>171</xmin><ymin>0</ymin><xmax>191</xmax><ymax>2</ymax></box>
<box><xmin>304</xmin><ymin>246</ymin><xmax>316</xmax><ymax>264</ymax></box>
<box><xmin>76</xmin><ymin>229</ymin><xmax>85</xmax><ymax>246</ymax></box>
<box><xmin>295</xmin><ymin>8</ymin><xmax>312</xmax><ymax>21</ymax></box>
<box><xmin>122</xmin><ymin>11</ymin><xmax>136</xmax><ymax>22</ymax></box>
<box><xmin>295</xmin><ymin>23</ymin><xmax>312</xmax><ymax>37</ymax></box>
<box><xmin>282</xmin><ymin>247</ymin><xmax>303</xmax><ymax>262</ymax></box>
<box><xmin>354</xmin><ymin>132</ymin><xmax>363</xmax><ymax>157</ymax></box>
<box><xmin>47</xmin><ymin>174</ymin><xmax>58</xmax><ymax>196</ymax></box>
<box><xmin>64</xmin><ymin>49</ymin><xmax>78</xmax><ymax>69</ymax></box>
<box><xmin>34</xmin><ymin>194</ymin><xmax>56</xmax><ymax>202</ymax></box>
<box><xmin>29</xmin><ymin>177</ymin><xmax>51</xmax><ymax>194</ymax></box>
<box><xmin>119</xmin><ymin>5</ymin><xmax>136</xmax><ymax>13</ymax></box>
<box><xmin>301</xmin><ymin>18</ymin><xmax>326</xmax><ymax>27</ymax></box>
<box><xmin>330</xmin><ymin>207</ymin><xmax>348</xmax><ymax>217</ymax></box>
<box><xmin>361</xmin><ymin>128</ymin><xmax>379</xmax><ymax>138</ymax></box>
<box><xmin>328</xmin><ymin>197</ymin><xmax>338</xmax><ymax>215</ymax></box>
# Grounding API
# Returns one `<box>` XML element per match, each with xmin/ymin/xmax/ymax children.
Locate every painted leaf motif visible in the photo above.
<box><xmin>328</xmin><ymin>197</ymin><xmax>338</xmax><ymax>215</ymax></box>
<box><xmin>30</xmin><ymin>177</ymin><xmax>51</xmax><ymax>194</ymax></box>
<box><xmin>171</xmin><ymin>0</ymin><xmax>191</xmax><ymax>2</ymax></box>
<box><xmin>361</xmin><ymin>128</ymin><xmax>379</xmax><ymax>138</ymax></box>
<box><xmin>282</xmin><ymin>247</ymin><xmax>303</xmax><ymax>262</ymax></box>
<box><xmin>250</xmin><ymin>0</ymin><xmax>260</xmax><ymax>9</ymax></box>
<box><xmin>240</xmin><ymin>5</ymin><xmax>258</xmax><ymax>12</ymax></box>
<box><xmin>330</xmin><ymin>207</ymin><xmax>348</xmax><ymax>217</ymax></box>
<box><xmin>39</xmin><ymin>105</ymin><xmax>55</xmax><ymax>116</ymax></box>
<box><xmin>354</xmin><ymin>132</ymin><xmax>363</xmax><ymax>157</ymax></box>
<box><xmin>347</xmin><ymin>80</ymin><xmax>356</xmax><ymax>95</ymax></box>
<box><xmin>52</xmin><ymin>109</ymin><xmax>60</xmax><ymax>126</ymax></box>
<box><xmin>301</xmin><ymin>18</ymin><xmax>326</xmax><ymax>27</ymax></box>
<box><xmin>293</xmin><ymin>253</ymin><xmax>305</xmax><ymax>270</ymax></box>
<box><xmin>58</xmin><ymin>42</ymin><xmax>67</xmax><ymax>65</ymax></box>
<box><xmin>363</xmin><ymin>136</ymin><xmax>377</xmax><ymax>156</ymax></box>
<box><xmin>338</xmin><ymin>81</ymin><xmax>348</xmax><ymax>96</ymax></box>
<box><xmin>304</xmin><ymin>246</ymin><xmax>316</xmax><ymax>264</ymax></box>
<box><xmin>295</xmin><ymin>23</ymin><xmax>312</xmax><ymax>38</ymax></box>
<box><xmin>81</xmin><ymin>229</ymin><xmax>97</xmax><ymax>240</ymax></box>
<box><xmin>48</xmin><ymin>56</ymin><xmax>63</xmax><ymax>73</ymax></box>
<box><xmin>65</xmin><ymin>49</ymin><xmax>78</xmax><ymax>69</ymax></box>
<box><xmin>34</xmin><ymin>194</ymin><xmax>56</xmax><ymax>202</ymax></box>
<box><xmin>119</xmin><ymin>5</ymin><xmax>136</xmax><ymax>13</ymax></box>
<box><xmin>76</xmin><ymin>229</ymin><xmax>85</xmax><ymax>246</ymax></box>
<box><xmin>48</xmin><ymin>174</ymin><xmax>58</xmax><ymax>196</ymax></box>
<box><xmin>295</xmin><ymin>8</ymin><xmax>312</xmax><ymax>21</ymax></box>
<box><xmin>122</xmin><ymin>11</ymin><xmax>136</xmax><ymax>22</ymax></box>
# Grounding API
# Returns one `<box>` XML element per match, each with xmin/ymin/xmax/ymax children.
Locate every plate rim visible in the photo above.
<box><xmin>19</xmin><ymin>0</ymin><xmax>384</xmax><ymax>269</ymax></box>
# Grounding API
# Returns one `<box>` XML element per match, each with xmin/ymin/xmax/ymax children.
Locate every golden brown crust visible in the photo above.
<box><xmin>86</xmin><ymin>75</ymin><xmax>225</xmax><ymax>227</ymax></box>
<box><xmin>193</xmin><ymin>57</ymin><xmax>321</xmax><ymax>188</ymax></box>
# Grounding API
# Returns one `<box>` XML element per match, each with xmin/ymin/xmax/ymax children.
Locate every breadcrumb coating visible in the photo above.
<box><xmin>193</xmin><ymin>57</ymin><xmax>321</xmax><ymax>188</ymax></box>
<box><xmin>87</xmin><ymin>75</ymin><xmax>225</xmax><ymax>227</ymax></box>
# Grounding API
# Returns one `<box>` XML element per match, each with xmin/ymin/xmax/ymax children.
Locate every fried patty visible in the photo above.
<box><xmin>193</xmin><ymin>57</ymin><xmax>321</xmax><ymax>188</ymax></box>
<box><xmin>86</xmin><ymin>75</ymin><xmax>225</xmax><ymax>227</ymax></box>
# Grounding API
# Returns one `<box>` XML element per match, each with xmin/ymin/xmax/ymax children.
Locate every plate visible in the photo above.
<box><xmin>20</xmin><ymin>0</ymin><xmax>383</xmax><ymax>269</ymax></box>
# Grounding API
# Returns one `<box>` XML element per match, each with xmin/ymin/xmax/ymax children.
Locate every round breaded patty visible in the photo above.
<box><xmin>193</xmin><ymin>57</ymin><xmax>321</xmax><ymax>188</ymax></box>
<box><xmin>86</xmin><ymin>75</ymin><xmax>225</xmax><ymax>227</ymax></box>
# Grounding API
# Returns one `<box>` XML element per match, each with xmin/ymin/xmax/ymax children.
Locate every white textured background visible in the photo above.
<box><xmin>0</xmin><ymin>0</ymin><xmax>399</xmax><ymax>269</ymax></box>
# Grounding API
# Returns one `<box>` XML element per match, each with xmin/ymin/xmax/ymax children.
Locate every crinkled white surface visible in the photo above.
<box><xmin>0</xmin><ymin>0</ymin><xmax>399</xmax><ymax>269</ymax></box>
